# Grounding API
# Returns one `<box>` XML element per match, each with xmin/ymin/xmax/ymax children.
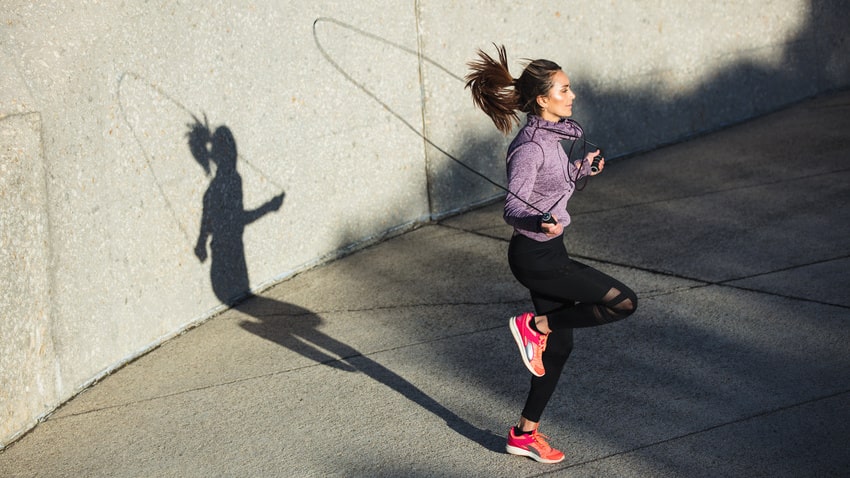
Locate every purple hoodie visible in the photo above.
<box><xmin>504</xmin><ymin>115</ymin><xmax>590</xmax><ymax>241</ymax></box>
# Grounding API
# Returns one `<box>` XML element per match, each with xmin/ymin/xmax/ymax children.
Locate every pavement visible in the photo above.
<box><xmin>2</xmin><ymin>90</ymin><xmax>849</xmax><ymax>477</ymax></box>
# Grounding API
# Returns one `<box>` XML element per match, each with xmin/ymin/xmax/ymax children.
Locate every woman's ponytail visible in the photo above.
<box><xmin>465</xmin><ymin>44</ymin><xmax>520</xmax><ymax>135</ymax></box>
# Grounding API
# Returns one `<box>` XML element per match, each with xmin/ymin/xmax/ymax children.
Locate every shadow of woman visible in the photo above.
<box><xmin>188</xmin><ymin>118</ymin><xmax>501</xmax><ymax>451</ymax></box>
<box><xmin>238</xmin><ymin>296</ymin><xmax>504</xmax><ymax>452</ymax></box>
<box><xmin>188</xmin><ymin>120</ymin><xmax>285</xmax><ymax>304</ymax></box>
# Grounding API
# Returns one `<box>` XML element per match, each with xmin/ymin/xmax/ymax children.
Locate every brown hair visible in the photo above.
<box><xmin>465</xmin><ymin>44</ymin><xmax>561</xmax><ymax>134</ymax></box>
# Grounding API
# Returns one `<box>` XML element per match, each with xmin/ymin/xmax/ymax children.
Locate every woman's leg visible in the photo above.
<box><xmin>520</xmin><ymin>325</ymin><xmax>573</xmax><ymax>425</ymax></box>
<box><xmin>509</xmin><ymin>296</ymin><xmax>573</xmax><ymax>464</ymax></box>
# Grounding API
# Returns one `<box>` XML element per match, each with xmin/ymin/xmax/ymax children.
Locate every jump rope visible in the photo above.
<box><xmin>313</xmin><ymin>17</ymin><xmax>604</xmax><ymax>226</ymax></box>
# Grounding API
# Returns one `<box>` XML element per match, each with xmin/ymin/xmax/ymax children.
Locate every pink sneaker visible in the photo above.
<box><xmin>506</xmin><ymin>427</ymin><xmax>565</xmax><ymax>463</ymax></box>
<box><xmin>509</xmin><ymin>313</ymin><xmax>547</xmax><ymax>377</ymax></box>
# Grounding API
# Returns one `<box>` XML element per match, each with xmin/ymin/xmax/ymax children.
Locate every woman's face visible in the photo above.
<box><xmin>538</xmin><ymin>70</ymin><xmax>575</xmax><ymax>121</ymax></box>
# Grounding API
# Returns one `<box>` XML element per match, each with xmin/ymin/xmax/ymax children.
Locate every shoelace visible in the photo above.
<box><xmin>537</xmin><ymin>332</ymin><xmax>549</xmax><ymax>351</ymax></box>
<box><xmin>531</xmin><ymin>431</ymin><xmax>555</xmax><ymax>452</ymax></box>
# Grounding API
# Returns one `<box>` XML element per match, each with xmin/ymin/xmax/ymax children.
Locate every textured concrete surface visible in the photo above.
<box><xmin>0</xmin><ymin>88</ymin><xmax>847</xmax><ymax>477</ymax></box>
<box><xmin>0</xmin><ymin>113</ymin><xmax>58</xmax><ymax>443</ymax></box>
<box><xmin>2</xmin><ymin>0</ymin><xmax>849</xmax><ymax>448</ymax></box>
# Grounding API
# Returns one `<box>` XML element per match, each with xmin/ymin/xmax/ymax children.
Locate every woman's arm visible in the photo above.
<box><xmin>504</xmin><ymin>142</ymin><xmax>546</xmax><ymax>233</ymax></box>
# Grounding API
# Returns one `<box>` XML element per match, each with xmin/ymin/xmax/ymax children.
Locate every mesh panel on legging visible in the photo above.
<box><xmin>592</xmin><ymin>286</ymin><xmax>637</xmax><ymax>324</ymax></box>
<box><xmin>546</xmin><ymin>283</ymin><xmax>638</xmax><ymax>330</ymax></box>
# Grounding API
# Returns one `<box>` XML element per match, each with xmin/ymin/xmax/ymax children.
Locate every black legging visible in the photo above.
<box><xmin>508</xmin><ymin>233</ymin><xmax>638</xmax><ymax>422</ymax></box>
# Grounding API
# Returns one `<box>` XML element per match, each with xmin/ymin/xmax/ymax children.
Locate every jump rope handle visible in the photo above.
<box><xmin>590</xmin><ymin>153</ymin><xmax>604</xmax><ymax>173</ymax></box>
<box><xmin>541</xmin><ymin>212</ymin><xmax>557</xmax><ymax>225</ymax></box>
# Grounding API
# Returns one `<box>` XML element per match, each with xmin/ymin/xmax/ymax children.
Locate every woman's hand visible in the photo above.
<box><xmin>586</xmin><ymin>149</ymin><xmax>604</xmax><ymax>176</ymax></box>
<box><xmin>541</xmin><ymin>214</ymin><xmax>563</xmax><ymax>237</ymax></box>
<box><xmin>194</xmin><ymin>240</ymin><xmax>208</xmax><ymax>262</ymax></box>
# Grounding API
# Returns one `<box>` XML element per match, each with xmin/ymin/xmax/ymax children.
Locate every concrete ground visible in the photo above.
<box><xmin>1</xmin><ymin>90</ymin><xmax>849</xmax><ymax>477</ymax></box>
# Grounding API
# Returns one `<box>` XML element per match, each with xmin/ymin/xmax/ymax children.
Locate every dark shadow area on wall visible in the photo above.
<box><xmin>576</xmin><ymin>0</ymin><xmax>850</xmax><ymax>160</ymax></box>
<box><xmin>187</xmin><ymin>118</ymin><xmax>502</xmax><ymax>452</ymax></box>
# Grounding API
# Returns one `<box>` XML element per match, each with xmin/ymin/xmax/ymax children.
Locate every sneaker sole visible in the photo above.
<box><xmin>505</xmin><ymin>444</ymin><xmax>565</xmax><ymax>464</ymax></box>
<box><xmin>508</xmin><ymin>316</ymin><xmax>544</xmax><ymax>377</ymax></box>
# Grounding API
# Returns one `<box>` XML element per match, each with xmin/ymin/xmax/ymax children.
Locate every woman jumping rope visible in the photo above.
<box><xmin>466</xmin><ymin>45</ymin><xmax>638</xmax><ymax>464</ymax></box>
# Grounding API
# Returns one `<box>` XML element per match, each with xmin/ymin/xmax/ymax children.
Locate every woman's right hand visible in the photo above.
<box><xmin>541</xmin><ymin>214</ymin><xmax>563</xmax><ymax>237</ymax></box>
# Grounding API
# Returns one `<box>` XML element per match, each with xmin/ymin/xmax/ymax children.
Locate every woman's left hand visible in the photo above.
<box><xmin>541</xmin><ymin>214</ymin><xmax>563</xmax><ymax>237</ymax></box>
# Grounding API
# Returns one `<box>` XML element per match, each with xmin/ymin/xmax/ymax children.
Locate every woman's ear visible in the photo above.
<box><xmin>536</xmin><ymin>95</ymin><xmax>548</xmax><ymax>109</ymax></box>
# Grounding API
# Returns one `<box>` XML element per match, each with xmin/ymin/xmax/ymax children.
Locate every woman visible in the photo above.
<box><xmin>466</xmin><ymin>45</ymin><xmax>638</xmax><ymax>464</ymax></box>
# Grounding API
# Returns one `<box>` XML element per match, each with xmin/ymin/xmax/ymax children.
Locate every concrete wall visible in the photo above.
<box><xmin>1</xmin><ymin>0</ymin><xmax>847</xmax><ymax>447</ymax></box>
